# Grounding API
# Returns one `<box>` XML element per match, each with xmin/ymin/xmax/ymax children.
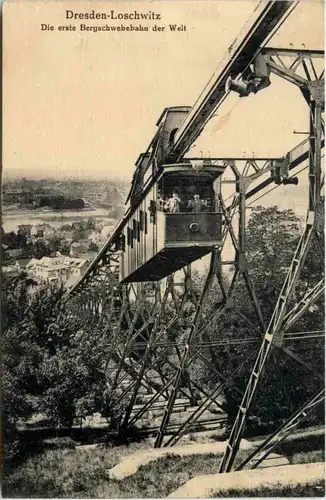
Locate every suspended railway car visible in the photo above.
<box><xmin>119</xmin><ymin>107</ymin><xmax>225</xmax><ymax>283</ymax></box>
<box><xmin>120</xmin><ymin>163</ymin><xmax>224</xmax><ymax>283</ymax></box>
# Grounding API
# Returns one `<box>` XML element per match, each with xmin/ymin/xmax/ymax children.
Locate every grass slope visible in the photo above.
<box><xmin>211</xmin><ymin>482</ymin><xmax>325</xmax><ymax>497</ymax></box>
<box><xmin>3</xmin><ymin>441</ymin><xmax>324</xmax><ymax>498</ymax></box>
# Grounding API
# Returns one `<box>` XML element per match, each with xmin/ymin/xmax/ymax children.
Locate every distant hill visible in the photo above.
<box><xmin>3</xmin><ymin>177</ymin><xmax>130</xmax><ymax>209</ymax></box>
<box><xmin>2</xmin><ymin>168</ymin><xmax>132</xmax><ymax>185</ymax></box>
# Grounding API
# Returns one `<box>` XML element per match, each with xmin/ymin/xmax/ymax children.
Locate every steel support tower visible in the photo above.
<box><xmin>65</xmin><ymin>0</ymin><xmax>324</xmax><ymax>466</ymax></box>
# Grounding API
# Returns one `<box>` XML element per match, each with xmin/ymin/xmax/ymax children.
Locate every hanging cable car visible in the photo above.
<box><xmin>119</xmin><ymin>108</ymin><xmax>225</xmax><ymax>283</ymax></box>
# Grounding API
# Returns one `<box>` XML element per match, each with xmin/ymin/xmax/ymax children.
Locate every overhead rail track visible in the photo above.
<box><xmin>65</xmin><ymin>136</ymin><xmax>321</xmax><ymax>299</ymax></box>
<box><xmin>63</xmin><ymin>0</ymin><xmax>324</xmax><ymax>466</ymax></box>
<box><xmin>65</xmin><ymin>0</ymin><xmax>302</xmax><ymax>300</ymax></box>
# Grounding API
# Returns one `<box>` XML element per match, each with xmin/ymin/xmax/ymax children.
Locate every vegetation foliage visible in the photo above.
<box><xmin>2</xmin><ymin>205</ymin><xmax>324</xmax><ymax>495</ymax></box>
<box><xmin>193</xmin><ymin>206</ymin><xmax>324</xmax><ymax>432</ymax></box>
<box><xmin>2</xmin><ymin>276</ymin><xmax>111</xmax><ymax>468</ymax></box>
<box><xmin>3</xmin><ymin>441</ymin><xmax>324</xmax><ymax>498</ymax></box>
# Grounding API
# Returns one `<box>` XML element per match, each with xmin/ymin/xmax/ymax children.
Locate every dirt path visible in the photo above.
<box><xmin>168</xmin><ymin>462</ymin><xmax>325</xmax><ymax>498</ymax></box>
<box><xmin>107</xmin><ymin>439</ymin><xmax>254</xmax><ymax>480</ymax></box>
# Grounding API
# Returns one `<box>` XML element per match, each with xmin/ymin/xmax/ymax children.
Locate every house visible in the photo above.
<box><xmin>3</xmin><ymin>189</ymin><xmax>32</xmax><ymax>205</ymax></box>
<box><xmin>3</xmin><ymin>248</ymin><xmax>24</xmax><ymax>263</ymax></box>
<box><xmin>17</xmin><ymin>224</ymin><xmax>32</xmax><ymax>237</ymax></box>
<box><xmin>26</xmin><ymin>255</ymin><xmax>89</xmax><ymax>286</ymax></box>
<box><xmin>26</xmin><ymin>258</ymin><xmax>39</xmax><ymax>272</ymax></box>
<box><xmin>29</xmin><ymin>256</ymin><xmax>69</xmax><ymax>283</ymax></box>
<box><xmin>80</xmin><ymin>198</ymin><xmax>91</xmax><ymax>208</ymax></box>
<box><xmin>43</xmin><ymin>226</ymin><xmax>56</xmax><ymax>238</ymax></box>
<box><xmin>64</xmin><ymin>257</ymin><xmax>90</xmax><ymax>288</ymax></box>
<box><xmin>2</xmin><ymin>261</ymin><xmax>21</xmax><ymax>277</ymax></box>
<box><xmin>3</xmin><ymin>259</ymin><xmax>31</xmax><ymax>274</ymax></box>
<box><xmin>17</xmin><ymin>258</ymin><xmax>32</xmax><ymax>270</ymax></box>
<box><xmin>31</xmin><ymin>224</ymin><xmax>47</xmax><ymax>238</ymax></box>
<box><xmin>68</xmin><ymin>257</ymin><xmax>89</xmax><ymax>278</ymax></box>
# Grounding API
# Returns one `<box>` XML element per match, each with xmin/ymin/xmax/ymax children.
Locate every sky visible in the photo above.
<box><xmin>3</xmin><ymin>0</ymin><xmax>324</xmax><ymax>184</ymax></box>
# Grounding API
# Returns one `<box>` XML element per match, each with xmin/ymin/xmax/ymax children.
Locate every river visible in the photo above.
<box><xmin>2</xmin><ymin>207</ymin><xmax>118</xmax><ymax>233</ymax></box>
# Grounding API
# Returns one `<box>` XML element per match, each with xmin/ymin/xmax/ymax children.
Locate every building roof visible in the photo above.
<box><xmin>80</xmin><ymin>198</ymin><xmax>91</xmax><ymax>205</ymax></box>
<box><xmin>17</xmin><ymin>258</ymin><xmax>31</xmax><ymax>269</ymax></box>
<box><xmin>28</xmin><ymin>255</ymin><xmax>88</xmax><ymax>270</ymax></box>
<box><xmin>70</xmin><ymin>259</ymin><xmax>87</xmax><ymax>268</ymax></box>
<box><xmin>47</xmin><ymin>265</ymin><xmax>68</xmax><ymax>271</ymax></box>
<box><xmin>39</xmin><ymin>257</ymin><xmax>53</xmax><ymax>266</ymax></box>
<box><xmin>2</xmin><ymin>266</ymin><xmax>20</xmax><ymax>275</ymax></box>
<box><xmin>26</xmin><ymin>258</ymin><xmax>39</xmax><ymax>268</ymax></box>
<box><xmin>4</xmin><ymin>249</ymin><xmax>23</xmax><ymax>258</ymax></box>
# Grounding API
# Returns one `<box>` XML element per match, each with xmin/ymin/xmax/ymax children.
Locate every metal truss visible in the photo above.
<box><xmin>282</xmin><ymin>278</ymin><xmax>324</xmax><ymax>332</ymax></box>
<box><xmin>263</xmin><ymin>48</ymin><xmax>324</xmax><ymax>91</ymax></box>
<box><xmin>219</xmin><ymin>50</ymin><xmax>324</xmax><ymax>473</ymax></box>
<box><xmin>63</xmin><ymin>9</ymin><xmax>324</xmax><ymax>454</ymax></box>
<box><xmin>236</xmin><ymin>387</ymin><xmax>325</xmax><ymax>471</ymax></box>
<box><xmin>169</xmin><ymin>1</ymin><xmax>298</xmax><ymax>160</ymax></box>
<box><xmin>65</xmin><ymin>128</ymin><xmax>323</xmax><ymax>444</ymax></box>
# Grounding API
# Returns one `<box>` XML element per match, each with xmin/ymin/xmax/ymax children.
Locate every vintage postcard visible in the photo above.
<box><xmin>2</xmin><ymin>0</ymin><xmax>325</xmax><ymax>498</ymax></box>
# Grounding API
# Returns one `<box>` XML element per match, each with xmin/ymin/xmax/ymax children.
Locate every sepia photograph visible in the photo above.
<box><xmin>1</xmin><ymin>0</ymin><xmax>325</xmax><ymax>497</ymax></box>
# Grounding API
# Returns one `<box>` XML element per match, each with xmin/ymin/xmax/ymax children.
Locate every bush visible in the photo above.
<box><xmin>2</xmin><ymin>276</ymin><xmax>113</xmax><ymax>465</ymax></box>
<box><xmin>201</xmin><ymin>206</ymin><xmax>324</xmax><ymax>434</ymax></box>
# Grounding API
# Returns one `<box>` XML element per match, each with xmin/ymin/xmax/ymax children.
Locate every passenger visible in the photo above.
<box><xmin>187</xmin><ymin>194</ymin><xmax>207</xmax><ymax>212</ymax></box>
<box><xmin>164</xmin><ymin>191</ymin><xmax>181</xmax><ymax>213</ymax></box>
<box><xmin>157</xmin><ymin>192</ymin><xmax>165</xmax><ymax>210</ymax></box>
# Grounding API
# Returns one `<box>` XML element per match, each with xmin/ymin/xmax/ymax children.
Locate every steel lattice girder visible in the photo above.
<box><xmin>64</xmin><ymin>131</ymin><xmax>324</xmax><ymax>443</ymax></box>
<box><xmin>63</xmin><ymin>5</ymin><xmax>324</xmax><ymax>453</ymax></box>
<box><xmin>236</xmin><ymin>388</ymin><xmax>325</xmax><ymax>471</ymax></box>
<box><xmin>219</xmin><ymin>75</ymin><xmax>324</xmax><ymax>473</ymax></box>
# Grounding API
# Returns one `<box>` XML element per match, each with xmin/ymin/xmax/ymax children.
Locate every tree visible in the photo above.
<box><xmin>46</xmin><ymin>235</ymin><xmax>70</xmax><ymax>255</ymax></box>
<box><xmin>200</xmin><ymin>206</ymin><xmax>324</xmax><ymax>432</ymax></box>
<box><xmin>72</xmin><ymin>229</ymin><xmax>86</xmax><ymax>242</ymax></box>
<box><xmin>88</xmin><ymin>241</ymin><xmax>99</xmax><ymax>252</ymax></box>
<box><xmin>2</xmin><ymin>231</ymin><xmax>18</xmax><ymax>249</ymax></box>
<box><xmin>40</xmin><ymin>336</ymin><xmax>107</xmax><ymax>427</ymax></box>
<box><xmin>245</xmin><ymin>206</ymin><xmax>301</xmax><ymax>320</ymax></box>
<box><xmin>16</xmin><ymin>230</ymin><xmax>28</xmax><ymax>249</ymax></box>
<box><xmin>2</xmin><ymin>274</ymin><xmax>30</xmax><ymax>330</ymax></box>
<box><xmin>59</xmin><ymin>223</ymin><xmax>72</xmax><ymax>232</ymax></box>
<box><xmin>2</xmin><ymin>275</ymin><xmax>115</xmax><ymax>465</ymax></box>
<box><xmin>86</xmin><ymin>218</ymin><xmax>96</xmax><ymax>231</ymax></box>
<box><xmin>2</xmin><ymin>276</ymin><xmax>45</xmax><ymax>466</ymax></box>
<box><xmin>26</xmin><ymin>239</ymin><xmax>51</xmax><ymax>259</ymax></box>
